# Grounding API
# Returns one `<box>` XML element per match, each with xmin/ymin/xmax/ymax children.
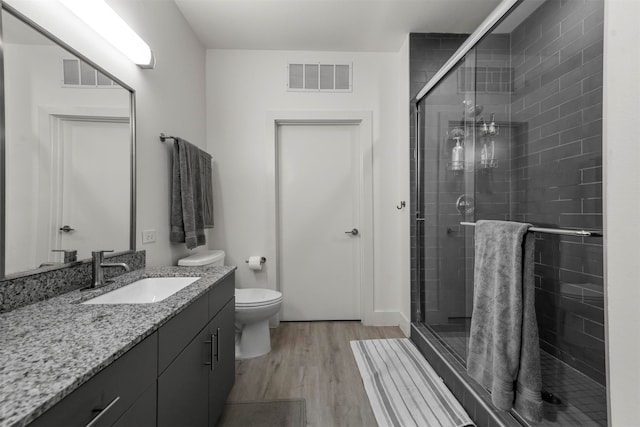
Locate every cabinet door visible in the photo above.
<box><xmin>158</xmin><ymin>292</ymin><xmax>208</xmax><ymax>374</ymax></box>
<box><xmin>157</xmin><ymin>325</ymin><xmax>210</xmax><ymax>427</ymax></box>
<box><xmin>209</xmin><ymin>272</ymin><xmax>234</xmax><ymax>319</ymax></box>
<box><xmin>208</xmin><ymin>299</ymin><xmax>236</xmax><ymax>425</ymax></box>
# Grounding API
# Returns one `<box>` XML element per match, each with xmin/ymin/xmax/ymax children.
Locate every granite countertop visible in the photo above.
<box><xmin>0</xmin><ymin>265</ymin><xmax>236</xmax><ymax>427</ymax></box>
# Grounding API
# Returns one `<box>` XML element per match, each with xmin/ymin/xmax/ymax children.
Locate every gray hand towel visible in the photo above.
<box><xmin>170</xmin><ymin>138</ymin><xmax>213</xmax><ymax>249</ymax></box>
<box><xmin>466</xmin><ymin>220</ymin><xmax>543</xmax><ymax>423</ymax></box>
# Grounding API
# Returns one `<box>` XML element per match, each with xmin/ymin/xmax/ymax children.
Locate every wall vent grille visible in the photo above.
<box><xmin>62</xmin><ymin>58</ymin><xmax>117</xmax><ymax>88</ymax></box>
<box><xmin>288</xmin><ymin>63</ymin><xmax>352</xmax><ymax>92</ymax></box>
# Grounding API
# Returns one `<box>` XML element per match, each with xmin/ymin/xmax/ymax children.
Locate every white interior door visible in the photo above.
<box><xmin>278</xmin><ymin>124</ymin><xmax>361</xmax><ymax>320</ymax></box>
<box><xmin>53</xmin><ymin>118</ymin><xmax>130</xmax><ymax>261</ymax></box>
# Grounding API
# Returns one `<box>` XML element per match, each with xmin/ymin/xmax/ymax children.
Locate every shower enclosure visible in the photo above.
<box><xmin>410</xmin><ymin>1</ymin><xmax>606</xmax><ymax>426</ymax></box>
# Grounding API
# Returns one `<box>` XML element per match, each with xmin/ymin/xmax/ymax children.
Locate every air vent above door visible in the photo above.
<box><xmin>287</xmin><ymin>63</ymin><xmax>352</xmax><ymax>92</ymax></box>
<box><xmin>62</xmin><ymin>58</ymin><xmax>117</xmax><ymax>88</ymax></box>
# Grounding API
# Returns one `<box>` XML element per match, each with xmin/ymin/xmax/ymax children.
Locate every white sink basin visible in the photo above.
<box><xmin>82</xmin><ymin>277</ymin><xmax>201</xmax><ymax>304</ymax></box>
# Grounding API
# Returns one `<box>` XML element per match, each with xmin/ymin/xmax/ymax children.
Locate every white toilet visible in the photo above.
<box><xmin>235</xmin><ymin>288</ymin><xmax>282</xmax><ymax>359</ymax></box>
<box><xmin>177</xmin><ymin>250</ymin><xmax>283</xmax><ymax>360</ymax></box>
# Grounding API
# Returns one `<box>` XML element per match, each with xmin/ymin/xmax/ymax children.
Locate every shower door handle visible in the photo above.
<box><xmin>345</xmin><ymin>228</ymin><xmax>359</xmax><ymax>236</ymax></box>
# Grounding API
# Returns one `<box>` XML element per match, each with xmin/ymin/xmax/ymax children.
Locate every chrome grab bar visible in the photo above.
<box><xmin>460</xmin><ymin>222</ymin><xmax>603</xmax><ymax>237</ymax></box>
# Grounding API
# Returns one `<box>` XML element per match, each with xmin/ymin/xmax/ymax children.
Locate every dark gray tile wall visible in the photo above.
<box><xmin>509</xmin><ymin>0</ymin><xmax>605</xmax><ymax>385</ymax></box>
<box><xmin>0</xmin><ymin>250</ymin><xmax>146</xmax><ymax>312</ymax></box>
<box><xmin>410</xmin><ymin>33</ymin><xmax>468</xmax><ymax>322</ymax></box>
<box><xmin>470</xmin><ymin>35</ymin><xmax>514</xmax><ymax>326</ymax></box>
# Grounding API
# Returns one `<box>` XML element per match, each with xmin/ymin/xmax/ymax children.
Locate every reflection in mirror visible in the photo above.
<box><xmin>2</xmin><ymin>7</ymin><xmax>135</xmax><ymax>277</ymax></box>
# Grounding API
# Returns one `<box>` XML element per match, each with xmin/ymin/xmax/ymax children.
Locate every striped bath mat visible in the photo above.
<box><xmin>351</xmin><ymin>338</ymin><xmax>474</xmax><ymax>427</ymax></box>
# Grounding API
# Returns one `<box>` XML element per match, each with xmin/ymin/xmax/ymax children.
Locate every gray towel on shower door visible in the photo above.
<box><xmin>466</xmin><ymin>220</ymin><xmax>543</xmax><ymax>423</ymax></box>
<box><xmin>170</xmin><ymin>138</ymin><xmax>213</xmax><ymax>249</ymax></box>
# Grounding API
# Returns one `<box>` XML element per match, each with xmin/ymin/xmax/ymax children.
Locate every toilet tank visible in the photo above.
<box><xmin>178</xmin><ymin>250</ymin><xmax>225</xmax><ymax>267</ymax></box>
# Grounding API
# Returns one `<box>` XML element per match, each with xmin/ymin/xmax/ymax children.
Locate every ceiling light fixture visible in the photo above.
<box><xmin>59</xmin><ymin>0</ymin><xmax>155</xmax><ymax>69</ymax></box>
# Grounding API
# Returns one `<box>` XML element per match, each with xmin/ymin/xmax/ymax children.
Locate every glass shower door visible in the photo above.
<box><xmin>418</xmin><ymin>53</ymin><xmax>476</xmax><ymax>363</ymax></box>
<box><xmin>414</xmin><ymin>0</ymin><xmax>606</xmax><ymax>425</ymax></box>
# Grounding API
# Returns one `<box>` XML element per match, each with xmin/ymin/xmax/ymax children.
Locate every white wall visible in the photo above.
<box><xmin>206</xmin><ymin>49</ymin><xmax>410</xmax><ymax>331</ymax></box>
<box><xmin>603</xmin><ymin>0</ymin><xmax>640</xmax><ymax>424</ymax></box>
<box><xmin>6</xmin><ymin>0</ymin><xmax>207</xmax><ymax>268</ymax></box>
<box><xmin>398</xmin><ymin>36</ymin><xmax>411</xmax><ymax>332</ymax></box>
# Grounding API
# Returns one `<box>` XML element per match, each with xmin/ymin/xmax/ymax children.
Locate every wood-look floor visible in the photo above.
<box><xmin>228</xmin><ymin>321</ymin><xmax>405</xmax><ymax>427</ymax></box>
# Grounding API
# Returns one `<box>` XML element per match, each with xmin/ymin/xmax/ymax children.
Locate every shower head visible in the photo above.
<box><xmin>466</xmin><ymin>104</ymin><xmax>483</xmax><ymax>117</ymax></box>
<box><xmin>450</xmin><ymin>128</ymin><xmax>465</xmax><ymax>138</ymax></box>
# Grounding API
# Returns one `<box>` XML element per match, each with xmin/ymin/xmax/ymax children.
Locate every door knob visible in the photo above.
<box><xmin>345</xmin><ymin>228</ymin><xmax>359</xmax><ymax>236</ymax></box>
<box><xmin>59</xmin><ymin>225</ymin><xmax>75</xmax><ymax>233</ymax></box>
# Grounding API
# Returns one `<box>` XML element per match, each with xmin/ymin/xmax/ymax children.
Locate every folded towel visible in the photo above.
<box><xmin>466</xmin><ymin>220</ymin><xmax>543</xmax><ymax>423</ymax></box>
<box><xmin>170</xmin><ymin>138</ymin><xmax>213</xmax><ymax>249</ymax></box>
<box><xmin>201</xmin><ymin>153</ymin><xmax>214</xmax><ymax>228</ymax></box>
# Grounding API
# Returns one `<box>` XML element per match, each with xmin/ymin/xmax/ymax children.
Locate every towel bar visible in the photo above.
<box><xmin>460</xmin><ymin>222</ymin><xmax>603</xmax><ymax>237</ymax></box>
<box><xmin>159</xmin><ymin>132</ymin><xmax>177</xmax><ymax>142</ymax></box>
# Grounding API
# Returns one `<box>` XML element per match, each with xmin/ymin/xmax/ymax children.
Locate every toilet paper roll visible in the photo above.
<box><xmin>248</xmin><ymin>256</ymin><xmax>263</xmax><ymax>271</ymax></box>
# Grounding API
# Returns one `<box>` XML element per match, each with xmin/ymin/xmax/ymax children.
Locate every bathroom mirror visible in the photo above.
<box><xmin>0</xmin><ymin>5</ymin><xmax>136</xmax><ymax>278</ymax></box>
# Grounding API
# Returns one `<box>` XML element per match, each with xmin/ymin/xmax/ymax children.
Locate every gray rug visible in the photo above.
<box><xmin>217</xmin><ymin>399</ymin><xmax>306</xmax><ymax>427</ymax></box>
<box><xmin>351</xmin><ymin>339</ymin><xmax>475</xmax><ymax>427</ymax></box>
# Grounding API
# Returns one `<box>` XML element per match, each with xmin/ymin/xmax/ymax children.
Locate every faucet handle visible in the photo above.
<box><xmin>52</xmin><ymin>249</ymin><xmax>77</xmax><ymax>263</ymax></box>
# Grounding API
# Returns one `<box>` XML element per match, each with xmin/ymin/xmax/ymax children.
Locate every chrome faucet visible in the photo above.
<box><xmin>39</xmin><ymin>249</ymin><xmax>78</xmax><ymax>268</ymax></box>
<box><xmin>91</xmin><ymin>250</ymin><xmax>130</xmax><ymax>288</ymax></box>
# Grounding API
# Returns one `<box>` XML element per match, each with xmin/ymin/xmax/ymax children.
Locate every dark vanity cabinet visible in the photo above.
<box><xmin>30</xmin><ymin>273</ymin><xmax>235</xmax><ymax>427</ymax></box>
<box><xmin>157</xmin><ymin>274</ymin><xmax>235</xmax><ymax>426</ymax></box>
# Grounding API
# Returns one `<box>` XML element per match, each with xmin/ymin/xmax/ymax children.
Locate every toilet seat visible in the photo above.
<box><xmin>235</xmin><ymin>288</ymin><xmax>282</xmax><ymax>308</ymax></box>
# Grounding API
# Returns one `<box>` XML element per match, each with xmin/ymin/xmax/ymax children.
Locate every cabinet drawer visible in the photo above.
<box><xmin>158</xmin><ymin>290</ymin><xmax>208</xmax><ymax>374</ymax></box>
<box><xmin>30</xmin><ymin>332</ymin><xmax>157</xmax><ymax>427</ymax></box>
<box><xmin>113</xmin><ymin>382</ymin><xmax>156</xmax><ymax>427</ymax></box>
<box><xmin>209</xmin><ymin>272</ymin><xmax>234</xmax><ymax>319</ymax></box>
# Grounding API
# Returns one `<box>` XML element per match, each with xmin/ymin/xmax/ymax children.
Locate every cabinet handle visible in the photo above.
<box><xmin>204</xmin><ymin>336</ymin><xmax>214</xmax><ymax>371</ymax></box>
<box><xmin>214</xmin><ymin>328</ymin><xmax>221</xmax><ymax>363</ymax></box>
<box><xmin>85</xmin><ymin>396</ymin><xmax>120</xmax><ymax>427</ymax></box>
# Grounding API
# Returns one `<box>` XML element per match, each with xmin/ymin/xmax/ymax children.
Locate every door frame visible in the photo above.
<box><xmin>265</xmin><ymin>111</ymin><xmax>374</xmax><ymax>324</ymax></box>
<box><xmin>37</xmin><ymin>106</ymin><xmax>130</xmax><ymax>263</ymax></box>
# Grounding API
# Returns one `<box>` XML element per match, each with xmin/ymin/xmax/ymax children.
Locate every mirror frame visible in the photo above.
<box><xmin>0</xmin><ymin>2</ymin><xmax>137</xmax><ymax>279</ymax></box>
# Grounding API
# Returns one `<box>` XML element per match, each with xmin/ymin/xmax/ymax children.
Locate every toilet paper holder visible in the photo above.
<box><xmin>245</xmin><ymin>257</ymin><xmax>266</xmax><ymax>264</ymax></box>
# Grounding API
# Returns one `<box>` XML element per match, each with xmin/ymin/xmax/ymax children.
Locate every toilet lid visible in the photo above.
<box><xmin>178</xmin><ymin>250</ymin><xmax>225</xmax><ymax>266</ymax></box>
<box><xmin>235</xmin><ymin>288</ymin><xmax>282</xmax><ymax>307</ymax></box>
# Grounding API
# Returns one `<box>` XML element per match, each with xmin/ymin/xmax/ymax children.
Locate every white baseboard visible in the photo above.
<box><xmin>397</xmin><ymin>312</ymin><xmax>411</xmax><ymax>336</ymax></box>
<box><xmin>269</xmin><ymin>311</ymin><xmax>411</xmax><ymax>337</ymax></box>
<box><xmin>364</xmin><ymin>311</ymin><xmax>411</xmax><ymax>337</ymax></box>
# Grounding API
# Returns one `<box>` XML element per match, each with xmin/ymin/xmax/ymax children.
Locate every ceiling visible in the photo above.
<box><xmin>173</xmin><ymin>0</ymin><xmax>503</xmax><ymax>52</ymax></box>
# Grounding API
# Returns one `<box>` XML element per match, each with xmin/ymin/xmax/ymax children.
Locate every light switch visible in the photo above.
<box><xmin>142</xmin><ymin>229</ymin><xmax>157</xmax><ymax>244</ymax></box>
